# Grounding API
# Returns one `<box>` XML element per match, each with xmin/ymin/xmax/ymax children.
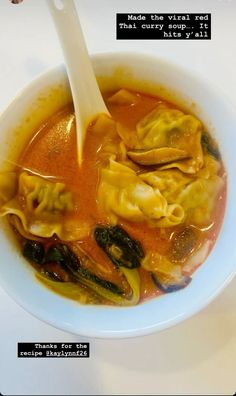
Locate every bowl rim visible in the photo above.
<box><xmin>0</xmin><ymin>51</ymin><xmax>235</xmax><ymax>339</ymax></box>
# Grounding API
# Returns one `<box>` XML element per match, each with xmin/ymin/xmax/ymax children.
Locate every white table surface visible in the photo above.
<box><xmin>0</xmin><ymin>1</ymin><xmax>235</xmax><ymax>395</ymax></box>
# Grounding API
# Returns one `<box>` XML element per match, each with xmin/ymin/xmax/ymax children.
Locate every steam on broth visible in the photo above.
<box><xmin>0</xmin><ymin>88</ymin><xmax>226</xmax><ymax>305</ymax></box>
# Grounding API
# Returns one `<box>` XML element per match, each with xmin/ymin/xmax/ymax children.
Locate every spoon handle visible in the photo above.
<box><xmin>47</xmin><ymin>0</ymin><xmax>109</xmax><ymax>164</ymax></box>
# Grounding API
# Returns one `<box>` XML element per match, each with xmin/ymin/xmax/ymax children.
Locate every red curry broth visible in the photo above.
<box><xmin>18</xmin><ymin>90</ymin><xmax>226</xmax><ymax>302</ymax></box>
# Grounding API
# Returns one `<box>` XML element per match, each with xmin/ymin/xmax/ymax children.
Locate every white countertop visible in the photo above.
<box><xmin>0</xmin><ymin>1</ymin><xmax>235</xmax><ymax>395</ymax></box>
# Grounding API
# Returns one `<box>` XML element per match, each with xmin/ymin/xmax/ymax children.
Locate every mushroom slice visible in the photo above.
<box><xmin>127</xmin><ymin>147</ymin><xmax>190</xmax><ymax>166</ymax></box>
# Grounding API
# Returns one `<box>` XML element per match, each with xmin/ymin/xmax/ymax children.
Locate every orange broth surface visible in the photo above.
<box><xmin>18</xmin><ymin>90</ymin><xmax>227</xmax><ymax>302</ymax></box>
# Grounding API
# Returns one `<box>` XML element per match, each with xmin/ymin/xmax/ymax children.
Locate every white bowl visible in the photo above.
<box><xmin>0</xmin><ymin>52</ymin><xmax>235</xmax><ymax>338</ymax></box>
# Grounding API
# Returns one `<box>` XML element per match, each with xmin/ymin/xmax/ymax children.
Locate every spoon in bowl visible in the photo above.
<box><xmin>47</xmin><ymin>0</ymin><xmax>110</xmax><ymax>165</ymax></box>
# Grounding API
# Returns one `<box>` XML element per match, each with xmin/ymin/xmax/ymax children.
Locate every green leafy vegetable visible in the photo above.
<box><xmin>36</xmin><ymin>273</ymin><xmax>104</xmax><ymax>305</ymax></box>
<box><xmin>45</xmin><ymin>243</ymin><xmax>123</xmax><ymax>294</ymax></box>
<box><xmin>39</xmin><ymin>242</ymin><xmax>141</xmax><ymax>306</ymax></box>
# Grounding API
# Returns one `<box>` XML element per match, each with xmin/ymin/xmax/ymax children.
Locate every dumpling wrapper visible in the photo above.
<box><xmin>140</xmin><ymin>154</ymin><xmax>224</xmax><ymax>226</ymax></box>
<box><xmin>98</xmin><ymin>158</ymin><xmax>185</xmax><ymax>227</ymax></box>
<box><xmin>117</xmin><ymin>104</ymin><xmax>204</xmax><ymax>174</ymax></box>
<box><xmin>0</xmin><ymin>172</ymin><xmax>88</xmax><ymax>241</ymax></box>
<box><xmin>140</xmin><ymin>169</ymin><xmax>193</xmax><ymax>204</ymax></box>
<box><xmin>107</xmin><ymin>89</ymin><xmax>140</xmax><ymax>106</ymax></box>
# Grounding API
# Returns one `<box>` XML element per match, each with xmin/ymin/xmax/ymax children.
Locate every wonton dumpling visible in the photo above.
<box><xmin>18</xmin><ymin>172</ymin><xmax>73</xmax><ymax>214</ymax></box>
<box><xmin>98</xmin><ymin>159</ymin><xmax>184</xmax><ymax>226</ymax></box>
<box><xmin>140</xmin><ymin>154</ymin><xmax>224</xmax><ymax>226</ymax></box>
<box><xmin>177</xmin><ymin>175</ymin><xmax>223</xmax><ymax>225</ymax></box>
<box><xmin>118</xmin><ymin>105</ymin><xmax>204</xmax><ymax>174</ymax></box>
<box><xmin>177</xmin><ymin>154</ymin><xmax>224</xmax><ymax>224</ymax></box>
<box><xmin>92</xmin><ymin>115</ymin><xmax>130</xmax><ymax>165</ymax></box>
<box><xmin>0</xmin><ymin>172</ymin><xmax>84</xmax><ymax>241</ymax></box>
<box><xmin>140</xmin><ymin>169</ymin><xmax>193</xmax><ymax>203</ymax></box>
<box><xmin>196</xmin><ymin>154</ymin><xmax>221</xmax><ymax>179</ymax></box>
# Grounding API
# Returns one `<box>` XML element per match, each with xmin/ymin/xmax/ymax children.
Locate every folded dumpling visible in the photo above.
<box><xmin>117</xmin><ymin>105</ymin><xmax>204</xmax><ymax>174</ymax></box>
<box><xmin>0</xmin><ymin>172</ymin><xmax>85</xmax><ymax>241</ymax></box>
<box><xmin>177</xmin><ymin>175</ymin><xmax>223</xmax><ymax>225</ymax></box>
<box><xmin>140</xmin><ymin>169</ymin><xmax>193</xmax><ymax>203</ymax></box>
<box><xmin>18</xmin><ymin>172</ymin><xmax>73</xmax><ymax>214</ymax></box>
<box><xmin>140</xmin><ymin>154</ymin><xmax>224</xmax><ymax>226</ymax></box>
<box><xmin>98</xmin><ymin>159</ymin><xmax>184</xmax><ymax>227</ymax></box>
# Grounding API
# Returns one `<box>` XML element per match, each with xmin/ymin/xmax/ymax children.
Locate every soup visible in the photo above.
<box><xmin>0</xmin><ymin>88</ymin><xmax>226</xmax><ymax>306</ymax></box>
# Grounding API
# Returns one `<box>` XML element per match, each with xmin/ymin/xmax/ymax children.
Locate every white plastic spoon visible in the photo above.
<box><xmin>47</xmin><ymin>0</ymin><xmax>110</xmax><ymax>165</ymax></box>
